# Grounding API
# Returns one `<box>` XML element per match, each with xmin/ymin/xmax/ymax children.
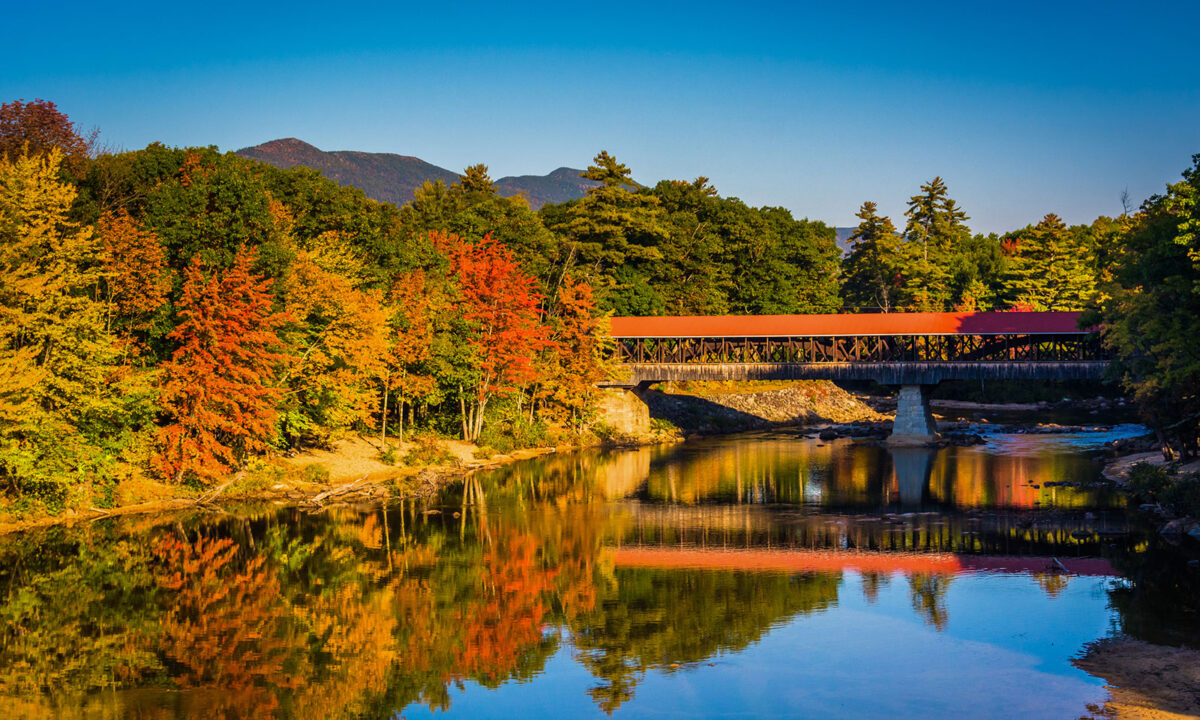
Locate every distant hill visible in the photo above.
<box><xmin>236</xmin><ymin>138</ymin><xmax>596</xmax><ymax>209</ymax></box>
<box><xmin>494</xmin><ymin>167</ymin><xmax>600</xmax><ymax>208</ymax></box>
<box><xmin>835</xmin><ymin>227</ymin><xmax>856</xmax><ymax>255</ymax></box>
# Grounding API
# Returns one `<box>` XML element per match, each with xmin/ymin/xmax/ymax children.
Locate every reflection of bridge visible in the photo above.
<box><xmin>612</xmin><ymin>547</ymin><xmax>1115</xmax><ymax>577</ymax></box>
<box><xmin>617</xmin><ymin>501</ymin><xmax>1129</xmax><ymax>558</ymax></box>
<box><xmin>607</xmin><ymin>311</ymin><xmax>1108</xmax><ymax>441</ymax></box>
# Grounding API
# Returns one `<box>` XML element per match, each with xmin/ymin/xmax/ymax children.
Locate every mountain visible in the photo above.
<box><xmin>835</xmin><ymin>227</ymin><xmax>856</xmax><ymax>255</ymax></box>
<box><xmin>495</xmin><ymin>167</ymin><xmax>600</xmax><ymax>208</ymax></box>
<box><xmin>235</xmin><ymin>138</ymin><xmax>596</xmax><ymax>209</ymax></box>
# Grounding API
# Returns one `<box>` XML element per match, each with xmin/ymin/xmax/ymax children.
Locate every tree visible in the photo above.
<box><xmin>1000</xmin><ymin>213</ymin><xmax>1096</xmax><ymax>310</ymax></box>
<box><xmin>380</xmin><ymin>269</ymin><xmax>438</xmax><ymax>444</ymax></box>
<box><xmin>155</xmin><ymin>246</ymin><xmax>288</xmax><ymax>484</ymax></box>
<box><xmin>900</xmin><ymin>177</ymin><xmax>971</xmax><ymax>310</ymax></box>
<box><xmin>0</xmin><ymin>99</ymin><xmax>95</xmax><ymax>176</ymax></box>
<box><xmin>542</xmin><ymin>152</ymin><xmax>670</xmax><ymax>306</ymax></box>
<box><xmin>1096</xmin><ymin>154</ymin><xmax>1200</xmax><ymax>458</ymax></box>
<box><xmin>842</xmin><ymin>201</ymin><xmax>903</xmax><ymax>311</ymax></box>
<box><xmin>538</xmin><ymin>277</ymin><xmax>610</xmax><ymax>429</ymax></box>
<box><xmin>400</xmin><ymin>168</ymin><xmax>559</xmax><ymax>281</ymax></box>
<box><xmin>279</xmin><ymin>247</ymin><xmax>387</xmax><ymax>447</ymax></box>
<box><xmin>97</xmin><ymin>208</ymin><xmax>170</xmax><ymax>344</ymax></box>
<box><xmin>433</xmin><ymin>232</ymin><xmax>552</xmax><ymax>442</ymax></box>
<box><xmin>0</xmin><ymin>149</ymin><xmax>134</xmax><ymax>504</ymax></box>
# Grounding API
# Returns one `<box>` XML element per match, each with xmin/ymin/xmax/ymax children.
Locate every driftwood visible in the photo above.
<box><xmin>197</xmin><ymin>472</ymin><xmax>243</xmax><ymax>505</ymax></box>
<box><xmin>308</xmin><ymin>475</ymin><xmax>368</xmax><ymax>505</ymax></box>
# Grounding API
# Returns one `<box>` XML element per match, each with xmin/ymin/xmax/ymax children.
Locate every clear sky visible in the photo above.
<box><xmin>3</xmin><ymin>0</ymin><xmax>1197</xmax><ymax>233</ymax></box>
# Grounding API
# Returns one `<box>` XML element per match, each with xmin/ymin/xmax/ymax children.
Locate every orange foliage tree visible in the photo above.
<box><xmin>433</xmin><ymin>231</ymin><xmax>552</xmax><ymax>442</ymax></box>
<box><xmin>155</xmin><ymin>246</ymin><xmax>288</xmax><ymax>484</ymax></box>
<box><xmin>97</xmin><ymin>208</ymin><xmax>169</xmax><ymax>344</ymax></box>
<box><xmin>380</xmin><ymin>269</ymin><xmax>438</xmax><ymax>444</ymax></box>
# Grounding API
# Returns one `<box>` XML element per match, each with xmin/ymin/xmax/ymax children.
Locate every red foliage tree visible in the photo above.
<box><xmin>155</xmin><ymin>246</ymin><xmax>288</xmax><ymax>484</ymax></box>
<box><xmin>433</xmin><ymin>231</ymin><xmax>552</xmax><ymax>441</ymax></box>
<box><xmin>0</xmin><ymin>98</ymin><xmax>95</xmax><ymax>175</ymax></box>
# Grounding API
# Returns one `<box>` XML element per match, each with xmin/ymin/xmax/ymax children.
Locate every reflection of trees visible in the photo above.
<box><xmin>154</xmin><ymin>535</ymin><xmax>299</xmax><ymax>718</ymax></box>
<box><xmin>0</xmin><ymin>527</ymin><xmax>163</xmax><ymax>702</ymax></box>
<box><xmin>636</xmin><ymin>435</ymin><xmax>1117</xmax><ymax>510</ymax></box>
<box><xmin>860</xmin><ymin>571</ymin><xmax>890</xmax><ymax>603</ymax></box>
<box><xmin>908</xmin><ymin>573</ymin><xmax>952</xmax><ymax>630</ymax></box>
<box><xmin>570</xmin><ymin>569</ymin><xmax>841</xmax><ymax>713</ymax></box>
<box><xmin>1104</xmin><ymin>538</ymin><xmax>1200</xmax><ymax>649</ymax></box>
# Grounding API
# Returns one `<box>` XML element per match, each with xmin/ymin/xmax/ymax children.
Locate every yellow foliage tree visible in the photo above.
<box><xmin>0</xmin><ymin>150</ymin><xmax>135</xmax><ymax>503</ymax></box>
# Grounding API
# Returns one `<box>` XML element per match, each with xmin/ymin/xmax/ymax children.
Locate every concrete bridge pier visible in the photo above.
<box><xmin>888</xmin><ymin>384</ymin><xmax>939</xmax><ymax>445</ymax></box>
<box><xmin>595</xmin><ymin>382</ymin><xmax>654</xmax><ymax>437</ymax></box>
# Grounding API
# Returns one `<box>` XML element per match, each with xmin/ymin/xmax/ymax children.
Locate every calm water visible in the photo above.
<box><xmin>3</xmin><ymin>426</ymin><xmax>1199</xmax><ymax>719</ymax></box>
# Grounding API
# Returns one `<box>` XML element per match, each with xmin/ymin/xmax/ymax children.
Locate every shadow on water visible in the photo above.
<box><xmin>0</xmin><ymin>429</ymin><xmax>1197</xmax><ymax>719</ymax></box>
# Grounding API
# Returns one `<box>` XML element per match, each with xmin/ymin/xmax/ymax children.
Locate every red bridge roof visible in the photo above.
<box><xmin>609</xmin><ymin>311</ymin><xmax>1089</xmax><ymax>338</ymax></box>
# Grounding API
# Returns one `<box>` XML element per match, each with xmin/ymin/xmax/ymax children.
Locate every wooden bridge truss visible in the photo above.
<box><xmin>612</xmin><ymin>333</ymin><xmax>1108</xmax><ymax>365</ymax></box>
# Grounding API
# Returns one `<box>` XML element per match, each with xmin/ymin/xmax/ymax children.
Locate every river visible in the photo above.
<box><xmin>2</xmin><ymin>423</ymin><xmax>1199</xmax><ymax>719</ymax></box>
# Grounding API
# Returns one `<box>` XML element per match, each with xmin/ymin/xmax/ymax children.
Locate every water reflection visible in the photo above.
<box><xmin>639</xmin><ymin>431</ymin><xmax>1122</xmax><ymax>510</ymax></box>
<box><xmin>0</xmin><ymin>431</ymin><xmax>1195</xmax><ymax>719</ymax></box>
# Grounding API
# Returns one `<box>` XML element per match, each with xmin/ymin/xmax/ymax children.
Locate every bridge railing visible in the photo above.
<box><xmin>612</xmin><ymin>334</ymin><xmax>1108</xmax><ymax>364</ymax></box>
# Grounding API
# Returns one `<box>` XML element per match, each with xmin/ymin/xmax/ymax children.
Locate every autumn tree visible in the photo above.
<box><xmin>0</xmin><ymin>99</ymin><xmax>95</xmax><ymax>176</ymax></box>
<box><xmin>0</xmin><ymin>149</ymin><xmax>136</xmax><ymax>504</ymax></box>
<box><xmin>279</xmin><ymin>245</ymin><xmax>387</xmax><ymax>447</ymax></box>
<box><xmin>97</xmin><ymin>208</ymin><xmax>170</xmax><ymax>345</ymax></box>
<box><xmin>434</xmin><ymin>231</ymin><xmax>552</xmax><ymax>442</ymax></box>
<box><xmin>155</xmin><ymin>246</ymin><xmax>288</xmax><ymax>484</ymax></box>
<box><xmin>380</xmin><ymin>269</ymin><xmax>438</xmax><ymax>444</ymax></box>
<box><xmin>538</xmin><ymin>277</ymin><xmax>610</xmax><ymax>430</ymax></box>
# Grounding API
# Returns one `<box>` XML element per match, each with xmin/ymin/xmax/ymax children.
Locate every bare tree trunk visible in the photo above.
<box><xmin>398</xmin><ymin>399</ymin><xmax>404</xmax><ymax>444</ymax></box>
<box><xmin>380</xmin><ymin>375</ymin><xmax>390</xmax><ymax>446</ymax></box>
<box><xmin>459</xmin><ymin>385</ymin><xmax>469</xmax><ymax>441</ymax></box>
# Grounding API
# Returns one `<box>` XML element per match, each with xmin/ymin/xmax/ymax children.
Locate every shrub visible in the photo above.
<box><xmin>1126</xmin><ymin>463</ymin><xmax>1171</xmax><ymax>499</ymax></box>
<box><xmin>377</xmin><ymin>444</ymin><xmax>399</xmax><ymax>466</ymax></box>
<box><xmin>478</xmin><ymin>416</ymin><xmax>548</xmax><ymax>454</ymax></box>
<box><xmin>301</xmin><ymin>463</ymin><xmax>330</xmax><ymax>484</ymax></box>
<box><xmin>1161</xmin><ymin>474</ymin><xmax>1200</xmax><ymax>518</ymax></box>
<box><xmin>403</xmin><ymin>435</ymin><xmax>456</xmax><ymax>467</ymax></box>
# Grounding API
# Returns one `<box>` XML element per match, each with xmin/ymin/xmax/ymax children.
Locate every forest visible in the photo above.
<box><xmin>1</xmin><ymin>98</ymin><xmax>1198</xmax><ymax>515</ymax></box>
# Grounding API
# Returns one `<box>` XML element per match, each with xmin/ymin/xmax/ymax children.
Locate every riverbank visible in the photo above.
<box><xmin>0</xmin><ymin>434</ymin><xmax>625</xmax><ymax>536</ymax></box>
<box><xmin>1075</xmin><ymin>638</ymin><xmax>1200</xmax><ymax>719</ymax></box>
<box><xmin>0</xmin><ymin>379</ymin><xmax>877</xmax><ymax>534</ymax></box>
<box><xmin>0</xmin><ymin>383</ymin><xmax>1145</xmax><ymax>534</ymax></box>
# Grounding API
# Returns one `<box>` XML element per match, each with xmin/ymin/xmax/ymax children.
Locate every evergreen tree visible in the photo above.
<box><xmin>842</xmin><ymin>201</ymin><xmax>903</xmax><ymax>311</ymax></box>
<box><xmin>901</xmin><ymin>177</ymin><xmax>971</xmax><ymax>310</ymax></box>
<box><xmin>1000</xmin><ymin>214</ymin><xmax>1096</xmax><ymax>310</ymax></box>
<box><xmin>542</xmin><ymin>151</ymin><xmax>669</xmax><ymax>307</ymax></box>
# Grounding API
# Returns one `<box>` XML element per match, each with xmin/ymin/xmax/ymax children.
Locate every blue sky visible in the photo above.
<box><xmin>4</xmin><ymin>0</ymin><xmax>1198</xmax><ymax>233</ymax></box>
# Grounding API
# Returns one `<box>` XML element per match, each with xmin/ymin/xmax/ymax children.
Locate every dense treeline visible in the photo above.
<box><xmin>841</xmin><ymin>178</ymin><xmax>1106</xmax><ymax>313</ymax></box>
<box><xmin>1</xmin><ymin>97</ymin><xmax>1198</xmax><ymax>513</ymax></box>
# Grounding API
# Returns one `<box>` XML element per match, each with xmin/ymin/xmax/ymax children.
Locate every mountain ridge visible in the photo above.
<box><xmin>236</xmin><ymin>138</ymin><xmax>597</xmax><ymax>209</ymax></box>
